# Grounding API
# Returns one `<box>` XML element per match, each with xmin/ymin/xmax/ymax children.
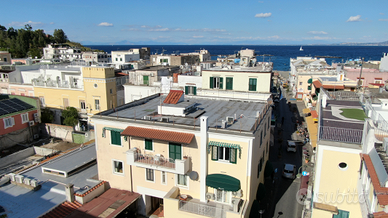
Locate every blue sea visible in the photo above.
<box><xmin>85</xmin><ymin>45</ymin><xmax>388</xmax><ymax>71</ymax></box>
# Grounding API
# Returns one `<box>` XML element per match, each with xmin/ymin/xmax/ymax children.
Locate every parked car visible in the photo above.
<box><xmin>282</xmin><ymin>164</ymin><xmax>296</xmax><ymax>179</ymax></box>
<box><xmin>287</xmin><ymin>140</ymin><xmax>303</xmax><ymax>152</ymax></box>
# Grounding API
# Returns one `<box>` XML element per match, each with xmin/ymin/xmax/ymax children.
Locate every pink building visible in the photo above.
<box><xmin>344</xmin><ymin>67</ymin><xmax>387</xmax><ymax>87</ymax></box>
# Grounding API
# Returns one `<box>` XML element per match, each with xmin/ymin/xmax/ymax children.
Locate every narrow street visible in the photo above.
<box><xmin>264</xmin><ymin>86</ymin><xmax>304</xmax><ymax>218</ymax></box>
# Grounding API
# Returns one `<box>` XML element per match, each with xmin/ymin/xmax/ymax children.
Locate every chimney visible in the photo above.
<box><xmin>65</xmin><ymin>183</ymin><xmax>75</xmax><ymax>202</ymax></box>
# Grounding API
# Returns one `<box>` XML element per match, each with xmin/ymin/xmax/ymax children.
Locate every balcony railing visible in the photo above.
<box><xmin>179</xmin><ymin>200</ymin><xmax>228</xmax><ymax>218</ymax></box>
<box><xmin>126</xmin><ymin>148</ymin><xmax>189</xmax><ymax>174</ymax></box>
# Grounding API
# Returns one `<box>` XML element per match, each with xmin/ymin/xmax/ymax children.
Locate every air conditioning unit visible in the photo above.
<box><xmin>226</xmin><ymin>116</ymin><xmax>234</xmax><ymax>124</ymax></box>
<box><xmin>160</xmin><ymin>117</ymin><xmax>169</xmax><ymax>123</ymax></box>
<box><xmin>33</xmin><ymin>134</ymin><xmax>39</xmax><ymax>139</ymax></box>
<box><xmin>15</xmin><ymin>175</ymin><xmax>24</xmax><ymax>184</ymax></box>
<box><xmin>34</xmin><ymin>116</ymin><xmax>39</xmax><ymax>122</ymax></box>
<box><xmin>33</xmin><ymin>113</ymin><xmax>38</xmax><ymax>118</ymax></box>
<box><xmin>24</xmin><ymin>177</ymin><xmax>31</xmax><ymax>186</ymax></box>
<box><xmin>150</xmin><ymin>73</ymin><xmax>154</xmax><ymax>77</ymax></box>
<box><xmin>221</xmin><ymin>120</ymin><xmax>227</xmax><ymax>129</ymax></box>
<box><xmin>205</xmin><ymin>193</ymin><xmax>215</xmax><ymax>200</ymax></box>
<box><xmin>30</xmin><ymin>179</ymin><xmax>38</xmax><ymax>187</ymax></box>
<box><xmin>29</xmin><ymin>121</ymin><xmax>35</xmax><ymax>126</ymax></box>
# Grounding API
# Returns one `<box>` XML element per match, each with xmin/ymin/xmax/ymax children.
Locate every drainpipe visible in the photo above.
<box><xmin>200</xmin><ymin>116</ymin><xmax>208</xmax><ymax>203</ymax></box>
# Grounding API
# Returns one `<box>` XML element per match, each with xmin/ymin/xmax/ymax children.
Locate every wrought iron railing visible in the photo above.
<box><xmin>178</xmin><ymin>200</ymin><xmax>226</xmax><ymax>218</ymax></box>
<box><xmin>134</xmin><ymin>153</ymin><xmax>176</xmax><ymax>169</ymax></box>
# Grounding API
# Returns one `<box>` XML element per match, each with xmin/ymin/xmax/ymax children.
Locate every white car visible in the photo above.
<box><xmin>287</xmin><ymin>140</ymin><xmax>303</xmax><ymax>152</ymax></box>
<box><xmin>282</xmin><ymin>164</ymin><xmax>296</xmax><ymax>179</ymax></box>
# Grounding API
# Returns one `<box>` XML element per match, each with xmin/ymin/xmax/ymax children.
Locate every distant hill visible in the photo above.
<box><xmin>333</xmin><ymin>41</ymin><xmax>388</xmax><ymax>46</ymax></box>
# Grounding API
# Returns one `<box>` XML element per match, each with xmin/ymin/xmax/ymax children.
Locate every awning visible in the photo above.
<box><xmin>206</xmin><ymin>174</ymin><xmax>240</xmax><ymax>192</ymax></box>
<box><xmin>256</xmin><ymin>183</ymin><xmax>266</xmax><ymax>201</ymax></box>
<box><xmin>208</xmin><ymin>141</ymin><xmax>241</xmax><ymax>158</ymax></box>
<box><xmin>311</xmin><ymin>110</ymin><xmax>318</xmax><ymax>118</ymax></box>
<box><xmin>121</xmin><ymin>126</ymin><xmax>194</xmax><ymax>144</ymax></box>
<box><xmin>303</xmin><ymin>108</ymin><xmax>311</xmax><ymax>114</ymax></box>
<box><xmin>299</xmin><ymin>175</ymin><xmax>310</xmax><ymax>196</ymax></box>
<box><xmin>313</xmin><ymin>80</ymin><xmax>322</xmax><ymax>89</ymax></box>
<box><xmin>305</xmin><ymin>116</ymin><xmax>318</xmax><ymax>148</ymax></box>
<box><xmin>307</xmin><ymin>78</ymin><xmax>313</xmax><ymax>84</ymax></box>
<box><xmin>102</xmin><ymin>127</ymin><xmax>124</xmax><ymax>137</ymax></box>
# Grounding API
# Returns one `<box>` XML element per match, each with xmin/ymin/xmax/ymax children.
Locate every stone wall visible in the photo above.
<box><xmin>45</xmin><ymin>123</ymin><xmax>73</xmax><ymax>142</ymax></box>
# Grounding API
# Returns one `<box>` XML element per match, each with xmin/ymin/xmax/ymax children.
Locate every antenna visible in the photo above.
<box><xmin>162</xmin><ymin>48</ymin><xmax>166</xmax><ymax>55</ymax></box>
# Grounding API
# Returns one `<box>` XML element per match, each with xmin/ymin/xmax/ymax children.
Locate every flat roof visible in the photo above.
<box><xmin>97</xmin><ymin>94</ymin><xmax>268</xmax><ymax>133</ymax></box>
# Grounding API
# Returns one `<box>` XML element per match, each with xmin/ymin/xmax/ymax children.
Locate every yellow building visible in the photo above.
<box><xmin>92</xmin><ymin>90</ymin><xmax>272</xmax><ymax>217</ymax></box>
<box><xmin>311</xmin><ymin>96</ymin><xmax>364</xmax><ymax>218</ymax></box>
<box><xmin>33</xmin><ymin>66</ymin><xmax>118</xmax><ymax>127</ymax></box>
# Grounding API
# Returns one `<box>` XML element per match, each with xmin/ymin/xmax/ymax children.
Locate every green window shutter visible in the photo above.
<box><xmin>210</xmin><ymin>77</ymin><xmax>214</xmax><ymax>89</ymax></box>
<box><xmin>226</xmin><ymin>77</ymin><xmax>233</xmax><ymax>90</ymax></box>
<box><xmin>185</xmin><ymin>86</ymin><xmax>189</xmax><ymax>94</ymax></box>
<box><xmin>230</xmin><ymin>148</ymin><xmax>237</xmax><ymax>164</ymax></box>
<box><xmin>211</xmin><ymin>146</ymin><xmax>218</xmax><ymax>160</ymax></box>
<box><xmin>193</xmin><ymin>87</ymin><xmax>197</xmax><ymax>95</ymax></box>
<box><xmin>111</xmin><ymin>130</ymin><xmax>121</xmax><ymax>145</ymax></box>
<box><xmin>145</xmin><ymin>139</ymin><xmax>153</xmax><ymax>150</ymax></box>
<box><xmin>249</xmin><ymin>78</ymin><xmax>257</xmax><ymax>91</ymax></box>
<box><xmin>333</xmin><ymin>210</ymin><xmax>349</xmax><ymax>218</ymax></box>
<box><xmin>169</xmin><ymin>143</ymin><xmax>182</xmax><ymax>161</ymax></box>
<box><xmin>219</xmin><ymin>77</ymin><xmax>223</xmax><ymax>89</ymax></box>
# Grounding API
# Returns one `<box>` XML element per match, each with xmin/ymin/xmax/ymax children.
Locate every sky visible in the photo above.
<box><xmin>2</xmin><ymin>0</ymin><xmax>388</xmax><ymax>45</ymax></box>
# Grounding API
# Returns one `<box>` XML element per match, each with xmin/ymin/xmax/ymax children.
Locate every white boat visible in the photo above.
<box><xmin>300</xmin><ymin>46</ymin><xmax>303</xmax><ymax>51</ymax></box>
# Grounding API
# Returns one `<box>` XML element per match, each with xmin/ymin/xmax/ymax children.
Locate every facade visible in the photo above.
<box><xmin>180</xmin><ymin>49</ymin><xmax>211</xmax><ymax>62</ymax></box>
<box><xmin>43</xmin><ymin>44</ymin><xmax>82</xmax><ymax>61</ymax></box>
<box><xmin>82</xmin><ymin>52</ymin><xmax>111</xmax><ymax>64</ymax></box>
<box><xmin>380</xmin><ymin>53</ymin><xmax>388</xmax><ymax>72</ymax></box>
<box><xmin>111</xmin><ymin>48</ymin><xmax>150</xmax><ymax>69</ymax></box>
<box><xmin>92</xmin><ymin>91</ymin><xmax>272</xmax><ymax>217</ymax></box>
<box><xmin>311</xmin><ymin>94</ymin><xmax>365</xmax><ymax>218</ymax></box>
<box><xmin>343</xmin><ymin>67</ymin><xmax>388</xmax><ymax>88</ymax></box>
<box><xmin>0</xmin><ymin>51</ymin><xmax>12</xmax><ymax>65</ymax></box>
<box><xmin>150</xmin><ymin>54</ymin><xmax>200</xmax><ymax>66</ymax></box>
<box><xmin>202</xmin><ymin>64</ymin><xmax>273</xmax><ymax>93</ymax></box>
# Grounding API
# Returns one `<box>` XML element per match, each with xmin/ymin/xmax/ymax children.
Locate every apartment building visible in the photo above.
<box><xmin>92</xmin><ymin>90</ymin><xmax>272</xmax><ymax>217</ymax></box>
<box><xmin>311</xmin><ymin>92</ymin><xmax>365</xmax><ymax>218</ymax></box>
<box><xmin>82</xmin><ymin>51</ymin><xmax>111</xmax><ymax>64</ymax></box>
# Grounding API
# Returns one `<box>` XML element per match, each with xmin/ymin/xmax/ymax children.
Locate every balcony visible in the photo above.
<box><xmin>126</xmin><ymin>148</ymin><xmax>189</xmax><ymax>174</ymax></box>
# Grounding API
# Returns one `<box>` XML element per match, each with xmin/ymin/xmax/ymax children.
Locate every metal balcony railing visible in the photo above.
<box><xmin>178</xmin><ymin>200</ymin><xmax>227</xmax><ymax>218</ymax></box>
<box><xmin>134</xmin><ymin>153</ymin><xmax>176</xmax><ymax>170</ymax></box>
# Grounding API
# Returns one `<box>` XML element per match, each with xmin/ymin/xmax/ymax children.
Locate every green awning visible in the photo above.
<box><xmin>208</xmin><ymin>141</ymin><xmax>241</xmax><ymax>158</ymax></box>
<box><xmin>308</xmin><ymin>85</ymin><xmax>312</xmax><ymax>90</ymax></box>
<box><xmin>206</xmin><ymin>174</ymin><xmax>240</xmax><ymax>192</ymax></box>
<box><xmin>308</xmin><ymin>78</ymin><xmax>313</xmax><ymax>84</ymax></box>
<box><xmin>264</xmin><ymin>161</ymin><xmax>274</xmax><ymax>178</ymax></box>
<box><xmin>256</xmin><ymin>183</ymin><xmax>266</xmax><ymax>201</ymax></box>
<box><xmin>102</xmin><ymin>127</ymin><xmax>124</xmax><ymax>138</ymax></box>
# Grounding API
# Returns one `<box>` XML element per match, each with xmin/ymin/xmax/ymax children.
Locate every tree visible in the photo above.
<box><xmin>62</xmin><ymin>107</ymin><xmax>79</xmax><ymax>127</ymax></box>
<box><xmin>41</xmin><ymin>108</ymin><xmax>54</xmax><ymax>123</ymax></box>
<box><xmin>53</xmin><ymin>29</ymin><xmax>68</xmax><ymax>43</ymax></box>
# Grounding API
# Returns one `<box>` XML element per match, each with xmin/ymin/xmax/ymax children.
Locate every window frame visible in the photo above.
<box><xmin>95</xmin><ymin>99</ymin><xmax>100</xmax><ymax>110</ymax></box>
<box><xmin>214</xmin><ymin>189</ymin><xmax>231</xmax><ymax>204</ymax></box>
<box><xmin>211</xmin><ymin>146</ymin><xmax>237</xmax><ymax>164</ymax></box>
<box><xmin>225</xmin><ymin>77</ymin><xmax>233</xmax><ymax>90</ymax></box>
<box><xmin>249</xmin><ymin>78</ymin><xmax>257</xmax><ymax>91</ymax></box>
<box><xmin>3</xmin><ymin>117</ymin><xmax>15</xmax><ymax>129</ymax></box>
<box><xmin>146</xmin><ymin>168</ymin><xmax>155</xmax><ymax>182</ymax></box>
<box><xmin>21</xmin><ymin>113</ymin><xmax>29</xmax><ymax>124</ymax></box>
<box><xmin>176</xmin><ymin>174</ymin><xmax>188</xmax><ymax>188</ymax></box>
<box><xmin>112</xmin><ymin>160</ymin><xmax>124</xmax><ymax>175</ymax></box>
<box><xmin>209</xmin><ymin>77</ymin><xmax>223</xmax><ymax>89</ymax></box>
<box><xmin>110</xmin><ymin>130</ymin><xmax>122</xmax><ymax>146</ymax></box>
<box><xmin>161</xmin><ymin>171</ymin><xmax>167</xmax><ymax>185</ymax></box>
<box><xmin>145</xmin><ymin>139</ymin><xmax>153</xmax><ymax>151</ymax></box>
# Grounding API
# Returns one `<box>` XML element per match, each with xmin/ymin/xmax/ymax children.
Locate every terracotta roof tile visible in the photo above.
<box><xmin>74</xmin><ymin>181</ymin><xmax>106</xmax><ymax>197</ymax></box>
<box><xmin>374</xmin><ymin>211</ymin><xmax>388</xmax><ymax>218</ymax></box>
<box><xmin>322</xmin><ymin>85</ymin><xmax>344</xmax><ymax>89</ymax></box>
<box><xmin>164</xmin><ymin>90</ymin><xmax>184</xmax><ymax>104</ymax></box>
<box><xmin>313</xmin><ymin>80</ymin><xmax>322</xmax><ymax>88</ymax></box>
<box><xmin>39</xmin><ymin>201</ymin><xmax>82</xmax><ymax>218</ymax></box>
<box><xmin>121</xmin><ymin>126</ymin><xmax>194</xmax><ymax>144</ymax></box>
<box><xmin>362</xmin><ymin>154</ymin><xmax>388</xmax><ymax>205</ymax></box>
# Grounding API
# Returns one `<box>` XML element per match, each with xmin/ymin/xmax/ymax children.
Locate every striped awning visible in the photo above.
<box><xmin>102</xmin><ymin>127</ymin><xmax>124</xmax><ymax>137</ymax></box>
<box><xmin>208</xmin><ymin>141</ymin><xmax>242</xmax><ymax>158</ymax></box>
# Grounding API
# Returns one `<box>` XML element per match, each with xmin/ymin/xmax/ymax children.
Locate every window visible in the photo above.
<box><xmin>260</xmin><ymin>131</ymin><xmax>263</xmax><ymax>147</ymax></box>
<box><xmin>161</xmin><ymin>171</ymin><xmax>167</xmax><ymax>184</ymax></box>
<box><xmin>39</xmin><ymin>97</ymin><xmax>45</xmax><ymax>106</ymax></box>
<box><xmin>177</xmin><ymin>174</ymin><xmax>187</xmax><ymax>186</ymax></box>
<box><xmin>21</xmin><ymin>113</ymin><xmax>29</xmax><ymax>124</ymax></box>
<box><xmin>146</xmin><ymin>168</ymin><xmax>154</xmax><ymax>181</ymax></box>
<box><xmin>95</xmin><ymin>99</ymin><xmax>100</xmax><ymax>110</ymax></box>
<box><xmin>215</xmin><ymin>189</ymin><xmax>231</xmax><ymax>204</ymax></box>
<box><xmin>113</xmin><ymin>160</ymin><xmax>123</xmax><ymax>174</ymax></box>
<box><xmin>63</xmin><ymin>98</ymin><xmax>69</xmax><ymax>108</ymax></box>
<box><xmin>110</xmin><ymin>89</ymin><xmax>113</xmax><ymax>94</ymax></box>
<box><xmin>185</xmin><ymin>86</ymin><xmax>197</xmax><ymax>95</ymax></box>
<box><xmin>257</xmin><ymin>157</ymin><xmax>264</xmax><ymax>178</ymax></box>
<box><xmin>209</xmin><ymin>77</ymin><xmax>223</xmax><ymax>89</ymax></box>
<box><xmin>333</xmin><ymin>210</ymin><xmax>349</xmax><ymax>218</ymax></box>
<box><xmin>299</xmin><ymin>82</ymin><xmax>303</xmax><ymax>85</ymax></box>
<box><xmin>120</xmin><ymin>58</ymin><xmax>122</xmax><ymax>61</ymax></box>
<box><xmin>111</xmin><ymin>130</ymin><xmax>122</xmax><ymax>146</ymax></box>
<box><xmin>145</xmin><ymin>139</ymin><xmax>153</xmax><ymax>150</ymax></box>
<box><xmin>143</xmin><ymin>76</ymin><xmax>149</xmax><ymax>85</ymax></box>
<box><xmin>115</xmin><ymin>58</ymin><xmax>118</xmax><ymax>61</ymax></box>
<box><xmin>94</xmin><ymin>83</ymin><xmax>98</xmax><ymax>88</ymax></box>
<box><xmin>3</xmin><ymin>117</ymin><xmax>15</xmax><ymax>129</ymax></box>
<box><xmin>211</xmin><ymin>146</ymin><xmax>237</xmax><ymax>164</ymax></box>
<box><xmin>226</xmin><ymin>77</ymin><xmax>233</xmax><ymax>90</ymax></box>
<box><xmin>80</xmin><ymin>100</ymin><xmax>86</xmax><ymax>110</ymax></box>
<box><xmin>169</xmin><ymin>143</ymin><xmax>182</xmax><ymax>161</ymax></box>
<box><xmin>249</xmin><ymin>78</ymin><xmax>257</xmax><ymax>91</ymax></box>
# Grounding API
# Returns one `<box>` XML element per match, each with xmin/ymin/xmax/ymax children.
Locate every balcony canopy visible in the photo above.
<box><xmin>206</xmin><ymin>174</ymin><xmax>240</xmax><ymax>192</ymax></box>
<box><xmin>121</xmin><ymin>126</ymin><xmax>194</xmax><ymax>145</ymax></box>
<box><xmin>208</xmin><ymin>141</ymin><xmax>242</xmax><ymax>158</ymax></box>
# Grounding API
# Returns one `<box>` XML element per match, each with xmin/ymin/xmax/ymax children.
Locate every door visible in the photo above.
<box><xmin>169</xmin><ymin>143</ymin><xmax>182</xmax><ymax>162</ymax></box>
<box><xmin>143</xmin><ymin>76</ymin><xmax>149</xmax><ymax>85</ymax></box>
<box><xmin>226</xmin><ymin>77</ymin><xmax>233</xmax><ymax>90</ymax></box>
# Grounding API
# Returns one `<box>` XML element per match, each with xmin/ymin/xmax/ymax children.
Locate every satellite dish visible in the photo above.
<box><xmin>189</xmin><ymin>171</ymin><xmax>198</xmax><ymax>180</ymax></box>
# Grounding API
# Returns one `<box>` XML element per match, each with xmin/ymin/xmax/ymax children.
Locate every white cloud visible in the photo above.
<box><xmin>8</xmin><ymin>21</ymin><xmax>44</xmax><ymax>27</ymax></box>
<box><xmin>379</xmin><ymin>19</ymin><xmax>388</xmax><ymax>21</ymax></box>
<box><xmin>193</xmin><ymin>36</ymin><xmax>204</xmax><ymax>38</ymax></box>
<box><xmin>255</xmin><ymin>13</ymin><xmax>272</xmax><ymax>18</ymax></box>
<box><xmin>308</xmin><ymin>31</ymin><xmax>328</xmax><ymax>35</ymax></box>
<box><xmin>347</xmin><ymin>15</ymin><xmax>361</xmax><ymax>22</ymax></box>
<box><xmin>98</xmin><ymin>22</ymin><xmax>113</xmax><ymax>27</ymax></box>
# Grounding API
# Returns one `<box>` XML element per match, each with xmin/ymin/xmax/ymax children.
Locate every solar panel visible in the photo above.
<box><xmin>0</xmin><ymin>98</ymin><xmax>34</xmax><ymax>116</ymax></box>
